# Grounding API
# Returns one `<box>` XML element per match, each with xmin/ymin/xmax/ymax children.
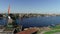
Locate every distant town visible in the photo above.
<box><xmin>0</xmin><ymin>13</ymin><xmax>60</xmax><ymax>19</ymax></box>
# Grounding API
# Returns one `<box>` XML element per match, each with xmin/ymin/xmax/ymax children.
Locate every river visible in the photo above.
<box><xmin>0</xmin><ymin>16</ymin><xmax>60</xmax><ymax>28</ymax></box>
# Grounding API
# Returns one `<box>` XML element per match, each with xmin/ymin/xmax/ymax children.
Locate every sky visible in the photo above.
<box><xmin>0</xmin><ymin>0</ymin><xmax>60</xmax><ymax>14</ymax></box>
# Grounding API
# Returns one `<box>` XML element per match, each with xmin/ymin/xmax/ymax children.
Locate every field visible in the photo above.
<box><xmin>44</xmin><ymin>25</ymin><xmax>60</xmax><ymax>34</ymax></box>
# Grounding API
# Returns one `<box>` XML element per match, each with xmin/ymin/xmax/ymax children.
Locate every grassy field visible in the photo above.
<box><xmin>44</xmin><ymin>25</ymin><xmax>60</xmax><ymax>34</ymax></box>
<box><xmin>44</xmin><ymin>29</ymin><xmax>60</xmax><ymax>34</ymax></box>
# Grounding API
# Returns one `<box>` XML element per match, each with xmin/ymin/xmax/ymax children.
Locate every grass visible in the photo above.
<box><xmin>44</xmin><ymin>25</ymin><xmax>60</xmax><ymax>34</ymax></box>
<box><xmin>44</xmin><ymin>29</ymin><xmax>60</xmax><ymax>34</ymax></box>
<box><xmin>50</xmin><ymin>25</ymin><xmax>60</xmax><ymax>29</ymax></box>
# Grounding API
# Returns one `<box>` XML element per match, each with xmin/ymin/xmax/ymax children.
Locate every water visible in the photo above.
<box><xmin>16</xmin><ymin>16</ymin><xmax>60</xmax><ymax>28</ymax></box>
<box><xmin>1</xmin><ymin>16</ymin><xmax>60</xmax><ymax>28</ymax></box>
<box><xmin>0</xmin><ymin>18</ymin><xmax>7</xmax><ymax>26</ymax></box>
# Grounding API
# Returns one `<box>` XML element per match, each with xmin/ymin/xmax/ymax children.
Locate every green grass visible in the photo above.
<box><xmin>44</xmin><ymin>25</ymin><xmax>60</xmax><ymax>34</ymax></box>
<box><xmin>50</xmin><ymin>25</ymin><xmax>60</xmax><ymax>29</ymax></box>
<box><xmin>36</xmin><ymin>25</ymin><xmax>60</xmax><ymax>34</ymax></box>
<box><xmin>44</xmin><ymin>29</ymin><xmax>60</xmax><ymax>34</ymax></box>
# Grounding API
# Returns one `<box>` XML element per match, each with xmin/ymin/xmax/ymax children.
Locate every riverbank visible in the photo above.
<box><xmin>43</xmin><ymin>25</ymin><xmax>60</xmax><ymax>34</ymax></box>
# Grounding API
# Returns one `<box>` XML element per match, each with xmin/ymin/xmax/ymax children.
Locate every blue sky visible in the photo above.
<box><xmin>0</xmin><ymin>0</ymin><xmax>60</xmax><ymax>14</ymax></box>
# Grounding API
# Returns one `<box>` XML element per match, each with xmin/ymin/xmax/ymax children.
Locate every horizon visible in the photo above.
<box><xmin>0</xmin><ymin>0</ymin><xmax>60</xmax><ymax>14</ymax></box>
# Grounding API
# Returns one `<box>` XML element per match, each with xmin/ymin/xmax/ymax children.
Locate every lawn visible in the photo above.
<box><xmin>44</xmin><ymin>25</ymin><xmax>60</xmax><ymax>34</ymax></box>
<box><xmin>44</xmin><ymin>29</ymin><xmax>60</xmax><ymax>34</ymax></box>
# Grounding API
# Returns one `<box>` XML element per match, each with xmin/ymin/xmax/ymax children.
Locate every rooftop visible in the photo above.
<box><xmin>16</xmin><ymin>28</ymin><xmax>38</xmax><ymax>34</ymax></box>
